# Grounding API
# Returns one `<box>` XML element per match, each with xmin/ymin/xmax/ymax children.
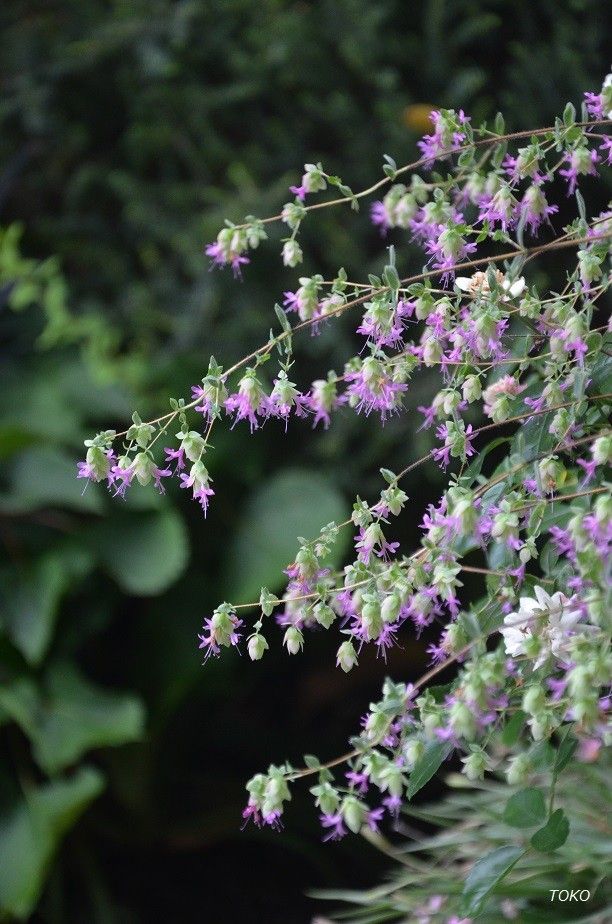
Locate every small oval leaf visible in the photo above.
<box><xmin>530</xmin><ymin>809</ymin><xmax>570</xmax><ymax>852</ymax></box>
<box><xmin>502</xmin><ymin>788</ymin><xmax>546</xmax><ymax>828</ymax></box>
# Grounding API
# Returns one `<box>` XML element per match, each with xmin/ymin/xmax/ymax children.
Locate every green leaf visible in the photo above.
<box><xmin>0</xmin><ymin>767</ymin><xmax>104</xmax><ymax>919</ymax></box>
<box><xmin>0</xmin><ymin>665</ymin><xmax>145</xmax><ymax>774</ymax></box>
<box><xmin>554</xmin><ymin>731</ymin><xmax>578</xmax><ymax>774</ymax></box>
<box><xmin>406</xmin><ymin>740</ymin><xmax>453</xmax><ymax>799</ymax></box>
<box><xmin>0</xmin><ymin>553</ymin><xmax>82</xmax><ymax>665</ymax></box>
<box><xmin>88</xmin><ymin>508</ymin><xmax>189</xmax><ymax>595</ymax></box>
<box><xmin>461</xmin><ymin>845</ymin><xmax>525</xmax><ymax>916</ymax></box>
<box><xmin>528</xmin><ymin>740</ymin><xmax>555</xmax><ymax>772</ymax></box>
<box><xmin>460</xmin><ymin>436</ymin><xmax>510</xmax><ymax>485</ymax></box>
<box><xmin>2</xmin><ymin>446</ymin><xmax>104</xmax><ymax>514</ymax></box>
<box><xmin>514</xmin><ymin>409</ymin><xmax>555</xmax><ymax>459</ymax></box>
<box><xmin>503</xmin><ymin>788</ymin><xmax>546</xmax><ymax>828</ymax></box>
<box><xmin>224</xmin><ymin>469</ymin><xmax>348</xmax><ymax>602</ymax></box>
<box><xmin>530</xmin><ymin>809</ymin><xmax>570</xmax><ymax>852</ymax></box>
<box><xmin>501</xmin><ymin>710</ymin><xmax>526</xmax><ymax>747</ymax></box>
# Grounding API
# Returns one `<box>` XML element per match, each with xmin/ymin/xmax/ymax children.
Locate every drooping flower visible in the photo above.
<box><xmin>267</xmin><ymin>370</ymin><xmax>309</xmax><ymax>429</ymax></box>
<box><xmin>417</xmin><ymin>109</ymin><xmax>470</xmax><ymax>165</ymax></box>
<box><xmin>519</xmin><ymin>185</ymin><xmax>558</xmax><ymax>235</ymax></box>
<box><xmin>306</xmin><ymin>376</ymin><xmax>341</xmax><ymax>428</ymax></box>
<box><xmin>224</xmin><ymin>370</ymin><xmax>269</xmax><ymax>431</ymax></box>
<box><xmin>345</xmin><ymin>356</ymin><xmax>408</xmax><ymax>421</ymax></box>
<box><xmin>559</xmin><ymin>146</ymin><xmax>599</xmax><ymax>195</ymax></box>
<box><xmin>180</xmin><ymin>460</ymin><xmax>215</xmax><ymax>515</ymax></box>
<box><xmin>205</xmin><ymin>226</ymin><xmax>251</xmax><ymax>277</ymax></box>
<box><xmin>482</xmin><ymin>375</ymin><xmax>524</xmax><ymax>420</ymax></box>
<box><xmin>198</xmin><ymin>603</ymin><xmax>242</xmax><ymax>659</ymax></box>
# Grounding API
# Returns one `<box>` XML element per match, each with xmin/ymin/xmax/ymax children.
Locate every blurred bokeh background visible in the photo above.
<box><xmin>0</xmin><ymin>2</ymin><xmax>609</xmax><ymax>921</ymax></box>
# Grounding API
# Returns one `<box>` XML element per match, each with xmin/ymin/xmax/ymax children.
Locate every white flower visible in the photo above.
<box><xmin>455</xmin><ymin>270</ymin><xmax>525</xmax><ymax>299</ymax></box>
<box><xmin>501</xmin><ymin>585</ymin><xmax>585</xmax><ymax>668</ymax></box>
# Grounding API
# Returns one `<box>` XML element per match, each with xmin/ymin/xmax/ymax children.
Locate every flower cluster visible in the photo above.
<box><xmin>81</xmin><ymin>72</ymin><xmax>611</xmax><ymax>893</ymax></box>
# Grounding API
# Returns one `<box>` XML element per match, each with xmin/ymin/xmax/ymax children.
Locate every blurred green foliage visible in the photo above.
<box><xmin>0</xmin><ymin>1</ymin><xmax>609</xmax><ymax>921</ymax></box>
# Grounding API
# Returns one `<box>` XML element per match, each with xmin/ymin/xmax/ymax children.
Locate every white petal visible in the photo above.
<box><xmin>559</xmin><ymin>607</ymin><xmax>582</xmax><ymax>629</ymax></box>
<box><xmin>502</xmin><ymin>628</ymin><xmax>526</xmax><ymax>657</ymax></box>
<box><xmin>534</xmin><ymin>586</ymin><xmax>551</xmax><ymax>608</ymax></box>
<box><xmin>455</xmin><ymin>278</ymin><xmax>472</xmax><ymax>292</ymax></box>
<box><xmin>508</xmin><ymin>278</ymin><xmax>526</xmax><ymax>297</ymax></box>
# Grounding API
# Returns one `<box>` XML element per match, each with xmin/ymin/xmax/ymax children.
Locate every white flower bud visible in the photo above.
<box><xmin>342</xmin><ymin>796</ymin><xmax>365</xmax><ymax>834</ymax></box>
<box><xmin>461</xmin><ymin>748</ymin><xmax>488</xmax><ymax>781</ymax></box>
<box><xmin>283</xmin><ymin>626</ymin><xmax>304</xmax><ymax>655</ymax></box>
<box><xmin>462</xmin><ymin>374</ymin><xmax>482</xmax><ymax>403</ymax></box>
<box><xmin>282</xmin><ymin>239</ymin><xmax>303</xmax><ymax>267</ymax></box>
<box><xmin>336</xmin><ymin>641</ymin><xmax>358</xmax><ymax>673</ymax></box>
<box><xmin>248</xmin><ymin>634</ymin><xmax>269</xmax><ymax>661</ymax></box>
<box><xmin>506</xmin><ymin>753</ymin><xmax>531</xmax><ymax>785</ymax></box>
<box><xmin>403</xmin><ymin>738</ymin><xmax>424</xmax><ymax>769</ymax></box>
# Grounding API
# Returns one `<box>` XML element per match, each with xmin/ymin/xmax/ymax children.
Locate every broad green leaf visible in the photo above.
<box><xmin>3</xmin><ymin>446</ymin><xmax>104</xmax><ymax>514</ymax></box>
<box><xmin>0</xmin><ymin>368</ymin><xmax>82</xmax><ymax>445</ymax></box>
<box><xmin>88</xmin><ymin>508</ymin><xmax>189</xmax><ymax>595</ymax></box>
<box><xmin>500</xmin><ymin>710</ymin><xmax>526</xmax><ymax>747</ymax></box>
<box><xmin>0</xmin><ymin>665</ymin><xmax>145</xmax><ymax>774</ymax></box>
<box><xmin>0</xmin><ymin>766</ymin><xmax>104</xmax><ymax>919</ymax></box>
<box><xmin>406</xmin><ymin>740</ymin><xmax>453</xmax><ymax>799</ymax></box>
<box><xmin>587</xmin><ymin>343</ymin><xmax>612</xmax><ymax>393</ymax></box>
<box><xmin>461</xmin><ymin>845</ymin><xmax>525</xmax><ymax>916</ymax></box>
<box><xmin>514</xmin><ymin>409</ymin><xmax>555</xmax><ymax>459</ymax></box>
<box><xmin>1</xmin><ymin>556</ymin><xmax>69</xmax><ymax>665</ymax></box>
<box><xmin>530</xmin><ymin>808</ymin><xmax>570</xmax><ymax>852</ymax></box>
<box><xmin>528</xmin><ymin>739</ymin><xmax>555</xmax><ymax>772</ymax></box>
<box><xmin>487</xmin><ymin>539</ymin><xmax>514</xmax><ymax>571</ymax></box>
<box><xmin>539</xmin><ymin>539</ymin><xmax>561</xmax><ymax>576</ymax></box>
<box><xmin>224</xmin><ymin>469</ymin><xmax>348</xmax><ymax>602</ymax></box>
<box><xmin>503</xmin><ymin>788</ymin><xmax>546</xmax><ymax>828</ymax></box>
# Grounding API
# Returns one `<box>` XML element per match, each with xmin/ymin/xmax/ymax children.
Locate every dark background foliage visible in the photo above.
<box><xmin>0</xmin><ymin>2</ymin><xmax>608</xmax><ymax>921</ymax></box>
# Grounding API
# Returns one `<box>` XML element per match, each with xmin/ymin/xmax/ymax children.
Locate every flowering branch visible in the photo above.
<box><xmin>79</xmin><ymin>75</ymin><xmax>612</xmax><ymax>879</ymax></box>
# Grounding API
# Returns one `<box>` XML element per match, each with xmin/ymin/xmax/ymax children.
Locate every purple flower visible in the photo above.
<box><xmin>426</xmin><ymin>641</ymin><xmax>447</xmax><ymax>664</ymax></box>
<box><xmin>153</xmin><ymin>466</ymin><xmax>173</xmax><ymax>494</ymax></box>
<box><xmin>354</xmin><ymin>523</ymin><xmax>399</xmax><ymax>565</ymax></box>
<box><xmin>346</xmin><ymin>769</ymin><xmax>369</xmax><ymax>795</ymax></box>
<box><xmin>478</xmin><ymin>187</ymin><xmax>518</xmax><ymax>232</ymax></box>
<box><xmin>205</xmin><ymin>241</ymin><xmax>250</xmax><ymax>278</ymax></box>
<box><xmin>108</xmin><ymin>461</ymin><xmax>135</xmax><ymax>498</ymax></box>
<box><xmin>519</xmin><ymin>185</ymin><xmax>558</xmax><ymax>235</ymax></box>
<box><xmin>289</xmin><ymin>183</ymin><xmax>307</xmax><ymax>202</ymax></box>
<box><xmin>599</xmin><ymin>136</ymin><xmax>612</xmax><ymax>166</ymax></box>
<box><xmin>224</xmin><ymin>371</ymin><xmax>269</xmax><ymax>432</ymax></box>
<box><xmin>382</xmin><ymin>794</ymin><xmax>401</xmax><ymax>817</ymax></box>
<box><xmin>345</xmin><ymin>358</ymin><xmax>407</xmax><ymax>421</ymax></box>
<box><xmin>267</xmin><ymin>371</ymin><xmax>309</xmax><ymax>430</ymax></box>
<box><xmin>305</xmin><ymin>377</ymin><xmax>342</xmax><ymax>429</ymax></box>
<box><xmin>559</xmin><ymin>147</ymin><xmax>599</xmax><ymax>195</ymax></box>
<box><xmin>374</xmin><ymin>623</ymin><xmax>400</xmax><ymax>660</ymax></box>
<box><xmin>417</xmin><ymin>109</ymin><xmax>470</xmax><ymax>165</ymax></box>
<box><xmin>370</xmin><ymin>200</ymin><xmax>390</xmax><ymax>234</ymax></box>
<box><xmin>320</xmin><ymin>811</ymin><xmax>346</xmax><ymax>841</ymax></box>
<box><xmin>77</xmin><ymin>448</ymin><xmax>116</xmax><ymax>486</ymax></box>
<box><xmin>191</xmin><ymin>385</ymin><xmax>218</xmax><ymax>422</ymax></box>
<box><xmin>584</xmin><ymin>91</ymin><xmax>604</xmax><ymax>119</ymax></box>
<box><xmin>425</xmin><ymin>225</ymin><xmax>477</xmax><ymax>283</ymax></box>
<box><xmin>164</xmin><ymin>446</ymin><xmax>186</xmax><ymax>472</ymax></box>
<box><xmin>198</xmin><ymin>607</ymin><xmax>242</xmax><ymax>659</ymax></box>
<box><xmin>180</xmin><ymin>460</ymin><xmax>215</xmax><ymax>515</ymax></box>
<box><xmin>366</xmin><ymin>806</ymin><xmax>385</xmax><ymax>831</ymax></box>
